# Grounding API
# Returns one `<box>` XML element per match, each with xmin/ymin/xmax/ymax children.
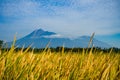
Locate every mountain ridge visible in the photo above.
<box><xmin>6</xmin><ymin>29</ymin><xmax>111</xmax><ymax>48</ymax></box>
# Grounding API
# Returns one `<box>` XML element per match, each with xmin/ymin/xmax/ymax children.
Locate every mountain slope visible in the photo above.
<box><xmin>6</xmin><ymin>29</ymin><xmax>111</xmax><ymax>48</ymax></box>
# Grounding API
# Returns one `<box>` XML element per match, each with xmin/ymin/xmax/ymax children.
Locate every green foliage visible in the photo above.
<box><xmin>0</xmin><ymin>40</ymin><xmax>3</xmax><ymax>47</ymax></box>
<box><xmin>0</xmin><ymin>46</ymin><xmax>120</xmax><ymax>80</ymax></box>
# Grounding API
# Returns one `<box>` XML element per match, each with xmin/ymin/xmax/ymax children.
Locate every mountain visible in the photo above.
<box><xmin>6</xmin><ymin>29</ymin><xmax>111</xmax><ymax>48</ymax></box>
<box><xmin>25</xmin><ymin>29</ymin><xmax>56</xmax><ymax>38</ymax></box>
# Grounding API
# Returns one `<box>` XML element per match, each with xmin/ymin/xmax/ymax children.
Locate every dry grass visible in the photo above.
<box><xmin>0</xmin><ymin>46</ymin><xmax>120</xmax><ymax>80</ymax></box>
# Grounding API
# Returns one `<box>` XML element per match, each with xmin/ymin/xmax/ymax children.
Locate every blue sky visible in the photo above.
<box><xmin>0</xmin><ymin>0</ymin><xmax>120</xmax><ymax>48</ymax></box>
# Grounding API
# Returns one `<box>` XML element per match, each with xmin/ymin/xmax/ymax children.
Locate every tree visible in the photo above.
<box><xmin>0</xmin><ymin>40</ymin><xmax>3</xmax><ymax>48</ymax></box>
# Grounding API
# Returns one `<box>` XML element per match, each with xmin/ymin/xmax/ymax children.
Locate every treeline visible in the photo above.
<box><xmin>0</xmin><ymin>40</ymin><xmax>3</xmax><ymax>48</ymax></box>
<box><xmin>1</xmin><ymin>47</ymin><xmax>120</xmax><ymax>53</ymax></box>
<box><xmin>1</xmin><ymin>40</ymin><xmax>120</xmax><ymax>53</ymax></box>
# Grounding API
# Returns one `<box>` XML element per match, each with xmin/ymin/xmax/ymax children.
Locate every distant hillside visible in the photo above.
<box><xmin>6</xmin><ymin>29</ymin><xmax>111</xmax><ymax>48</ymax></box>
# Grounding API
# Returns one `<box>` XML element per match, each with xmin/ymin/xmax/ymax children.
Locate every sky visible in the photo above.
<box><xmin>0</xmin><ymin>0</ymin><xmax>120</xmax><ymax>48</ymax></box>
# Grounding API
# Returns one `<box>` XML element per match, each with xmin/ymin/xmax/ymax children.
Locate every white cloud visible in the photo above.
<box><xmin>1</xmin><ymin>0</ymin><xmax>39</xmax><ymax>17</ymax></box>
<box><xmin>43</xmin><ymin>34</ymin><xmax>64</xmax><ymax>38</ymax></box>
<box><xmin>0</xmin><ymin>0</ymin><xmax>120</xmax><ymax>40</ymax></box>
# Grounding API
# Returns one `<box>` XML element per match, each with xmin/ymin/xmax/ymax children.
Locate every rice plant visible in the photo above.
<box><xmin>0</xmin><ymin>45</ymin><xmax>120</xmax><ymax>80</ymax></box>
<box><xmin>0</xmin><ymin>34</ymin><xmax>120</xmax><ymax>80</ymax></box>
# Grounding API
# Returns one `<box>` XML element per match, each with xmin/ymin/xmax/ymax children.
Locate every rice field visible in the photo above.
<box><xmin>0</xmin><ymin>45</ymin><xmax>120</xmax><ymax>80</ymax></box>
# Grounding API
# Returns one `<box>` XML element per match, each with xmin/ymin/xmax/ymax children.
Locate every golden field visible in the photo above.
<box><xmin>0</xmin><ymin>45</ymin><xmax>120</xmax><ymax>80</ymax></box>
